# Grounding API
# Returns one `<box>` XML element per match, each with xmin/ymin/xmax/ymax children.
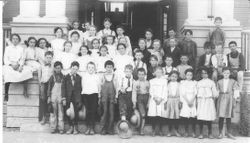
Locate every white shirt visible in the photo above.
<box><xmin>40</xmin><ymin>64</ymin><xmax>53</xmax><ymax>83</ymax></box>
<box><xmin>68</xmin><ymin>29</ymin><xmax>84</xmax><ymax>42</ymax></box>
<box><xmin>205</xmin><ymin>53</ymin><xmax>212</xmax><ymax>66</ymax></box>
<box><xmin>50</xmin><ymin>38</ymin><xmax>66</xmax><ymax>52</ymax></box>
<box><xmin>95</xmin><ymin>56</ymin><xmax>111</xmax><ymax>72</ymax></box>
<box><xmin>60</xmin><ymin>52</ymin><xmax>77</xmax><ymax>70</ymax></box>
<box><xmin>211</xmin><ymin>54</ymin><xmax>228</xmax><ymax>68</ymax></box>
<box><xmin>118</xmin><ymin>75</ymin><xmax>133</xmax><ymax>92</ymax></box>
<box><xmin>170</xmin><ymin>46</ymin><xmax>175</xmax><ymax>52</ymax></box>
<box><xmin>223</xmin><ymin>79</ymin><xmax>229</xmax><ymax>93</ymax></box>
<box><xmin>98</xmin><ymin>28</ymin><xmax>116</xmax><ymax>38</ymax></box>
<box><xmin>81</xmin><ymin>72</ymin><xmax>100</xmax><ymax>94</ymax></box>
<box><xmin>105</xmin><ymin>44</ymin><xmax>117</xmax><ymax>59</ymax></box>
<box><xmin>70</xmin><ymin>41</ymin><xmax>82</xmax><ymax>55</ymax></box>
<box><xmin>4</xmin><ymin>45</ymin><xmax>25</xmax><ymax>66</ymax></box>
<box><xmin>113</xmin><ymin>54</ymin><xmax>134</xmax><ymax>77</ymax></box>
<box><xmin>76</xmin><ymin>55</ymin><xmax>94</xmax><ymax>72</ymax></box>
<box><xmin>146</xmin><ymin>40</ymin><xmax>152</xmax><ymax>48</ymax></box>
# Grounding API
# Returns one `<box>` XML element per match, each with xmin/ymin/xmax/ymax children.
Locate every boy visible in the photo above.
<box><xmin>164</xmin><ymin>38</ymin><xmax>181</xmax><ymax>67</ymax></box>
<box><xmin>211</xmin><ymin>43</ymin><xmax>228</xmax><ymax>82</ymax></box>
<box><xmin>132</xmin><ymin>68</ymin><xmax>150</xmax><ymax>135</ymax></box>
<box><xmin>163</xmin><ymin>28</ymin><xmax>180</xmax><ymax>49</ymax></box>
<box><xmin>118</xmin><ymin>64</ymin><xmax>134</xmax><ymax>121</ymax></box>
<box><xmin>209</xmin><ymin>17</ymin><xmax>225</xmax><ymax>47</ymax></box>
<box><xmin>47</xmin><ymin>61</ymin><xmax>64</xmax><ymax>134</ymax></box>
<box><xmin>179</xmin><ymin>29</ymin><xmax>197</xmax><ymax>69</ymax></box>
<box><xmin>133</xmin><ymin>50</ymin><xmax>147</xmax><ymax>80</ymax></box>
<box><xmin>176</xmin><ymin>55</ymin><xmax>193</xmax><ymax>80</ymax></box>
<box><xmin>100</xmin><ymin>60</ymin><xmax>118</xmax><ymax>135</ymax></box>
<box><xmin>227</xmin><ymin>41</ymin><xmax>245</xmax><ymax>90</ymax></box>
<box><xmin>61</xmin><ymin>61</ymin><xmax>82</xmax><ymax>134</ymax></box>
<box><xmin>38</xmin><ymin>51</ymin><xmax>54</xmax><ymax>125</ymax></box>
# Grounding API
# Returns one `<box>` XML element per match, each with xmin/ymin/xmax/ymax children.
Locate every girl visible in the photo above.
<box><xmin>36</xmin><ymin>38</ymin><xmax>52</xmax><ymax>65</ymax></box>
<box><xmin>180</xmin><ymin>69</ymin><xmax>197</xmax><ymax>138</ymax></box>
<box><xmin>68</xmin><ymin>20</ymin><xmax>84</xmax><ymax>42</ymax></box>
<box><xmin>150</xmin><ymin>39</ymin><xmax>164</xmax><ymax>65</ymax></box>
<box><xmin>145</xmin><ymin>28</ymin><xmax>154</xmax><ymax>49</ymax></box>
<box><xmin>24</xmin><ymin>37</ymin><xmax>41</xmax><ymax>71</ymax></box>
<box><xmin>90</xmin><ymin>38</ymin><xmax>101</xmax><ymax>58</ymax></box>
<box><xmin>197</xmin><ymin>67</ymin><xmax>218</xmax><ymax>139</ymax></box>
<box><xmin>135</xmin><ymin>38</ymin><xmax>151</xmax><ymax>67</ymax></box>
<box><xmin>105</xmin><ymin>35</ymin><xmax>117</xmax><ymax>59</ymax></box>
<box><xmin>60</xmin><ymin>41</ymin><xmax>77</xmax><ymax>75</ymax></box>
<box><xmin>85</xmin><ymin>25</ymin><xmax>100</xmax><ymax>49</ymax></box>
<box><xmin>76</xmin><ymin>45</ymin><xmax>94</xmax><ymax>73</ymax></box>
<box><xmin>95</xmin><ymin>45</ymin><xmax>112</xmax><ymax>73</ymax></box>
<box><xmin>50</xmin><ymin>27</ymin><xmax>66</xmax><ymax>61</ymax></box>
<box><xmin>3</xmin><ymin>34</ymin><xmax>33</xmax><ymax>101</ymax></box>
<box><xmin>148</xmin><ymin>67</ymin><xmax>168</xmax><ymax>136</ymax></box>
<box><xmin>163</xmin><ymin>56</ymin><xmax>177</xmax><ymax>79</ymax></box>
<box><xmin>81</xmin><ymin>62</ymin><xmax>100</xmax><ymax>135</ymax></box>
<box><xmin>118</xmin><ymin>36</ymin><xmax>132</xmax><ymax>56</ymax></box>
<box><xmin>217</xmin><ymin>67</ymin><xmax>239</xmax><ymax>139</ymax></box>
<box><xmin>115</xmin><ymin>25</ymin><xmax>131</xmax><ymax>51</ymax></box>
<box><xmin>133</xmin><ymin>50</ymin><xmax>147</xmax><ymax>80</ymax></box>
<box><xmin>98</xmin><ymin>18</ymin><xmax>116</xmax><ymax>44</ymax></box>
<box><xmin>69</xmin><ymin>31</ymin><xmax>83</xmax><ymax>55</ymax></box>
<box><xmin>113</xmin><ymin>43</ymin><xmax>133</xmax><ymax>78</ymax></box>
<box><xmin>164</xmin><ymin>71</ymin><xmax>181</xmax><ymax>137</ymax></box>
<box><xmin>147</xmin><ymin>55</ymin><xmax>159</xmax><ymax>80</ymax></box>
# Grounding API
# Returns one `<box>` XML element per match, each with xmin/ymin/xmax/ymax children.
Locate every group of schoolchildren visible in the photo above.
<box><xmin>3</xmin><ymin>17</ymin><xmax>245</xmax><ymax>139</ymax></box>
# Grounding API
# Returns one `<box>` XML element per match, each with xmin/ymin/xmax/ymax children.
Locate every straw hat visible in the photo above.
<box><xmin>66</xmin><ymin>102</ymin><xmax>75</xmax><ymax>120</ymax></box>
<box><xmin>78</xmin><ymin>104</ymin><xmax>86</xmax><ymax>120</ymax></box>
<box><xmin>117</xmin><ymin>120</ymin><xmax>132</xmax><ymax>139</ymax></box>
<box><xmin>130</xmin><ymin>109</ymin><xmax>141</xmax><ymax>128</ymax></box>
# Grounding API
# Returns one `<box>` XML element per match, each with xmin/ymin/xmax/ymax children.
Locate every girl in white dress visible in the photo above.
<box><xmin>197</xmin><ymin>67</ymin><xmax>218</xmax><ymax>139</ymax></box>
<box><xmin>3</xmin><ymin>34</ymin><xmax>33</xmax><ymax>101</ymax></box>
<box><xmin>69</xmin><ymin>31</ymin><xmax>83</xmax><ymax>55</ymax></box>
<box><xmin>36</xmin><ymin>38</ymin><xmax>52</xmax><ymax>65</ymax></box>
<box><xmin>76</xmin><ymin>45</ymin><xmax>94</xmax><ymax>73</ymax></box>
<box><xmin>95</xmin><ymin>45</ymin><xmax>111</xmax><ymax>74</ymax></box>
<box><xmin>24</xmin><ymin>37</ymin><xmax>41</xmax><ymax>71</ymax></box>
<box><xmin>179</xmin><ymin>69</ymin><xmax>197</xmax><ymax>138</ymax></box>
<box><xmin>105</xmin><ymin>35</ymin><xmax>117</xmax><ymax>60</ymax></box>
<box><xmin>148</xmin><ymin>67</ymin><xmax>168</xmax><ymax>136</ymax></box>
<box><xmin>163</xmin><ymin>56</ymin><xmax>177</xmax><ymax>80</ymax></box>
<box><xmin>50</xmin><ymin>27</ymin><xmax>66</xmax><ymax>61</ymax></box>
<box><xmin>113</xmin><ymin>43</ymin><xmax>134</xmax><ymax>78</ymax></box>
<box><xmin>60</xmin><ymin>41</ymin><xmax>77</xmax><ymax>75</ymax></box>
<box><xmin>90</xmin><ymin>38</ymin><xmax>101</xmax><ymax>58</ymax></box>
<box><xmin>117</xmin><ymin>36</ymin><xmax>132</xmax><ymax>56</ymax></box>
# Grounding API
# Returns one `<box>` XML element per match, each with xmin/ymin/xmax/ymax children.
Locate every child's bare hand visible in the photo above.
<box><xmin>62</xmin><ymin>100</ymin><xmax>66</xmax><ymax>106</ymax></box>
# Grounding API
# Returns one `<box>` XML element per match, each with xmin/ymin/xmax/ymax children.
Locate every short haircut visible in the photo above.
<box><xmin>124</xmin><ymin>64</ymin><xmax>133</xmax><ymax>71</ymax></box>
<box><xmin>72</xmin><ymin>20</ymin><xmax>80</xmax><ymax>25</ymax></box>
<box><xmin>116</xmin><ymin>25</ymin><xmax>125</xmax><ymax>31</ymax></box>
<box><xmin>87</xmin><ymin>61</ymin><xmax>96</xmax><ymax>67</ymax></box>
<box><xmin>44</xmin><ymin>51</ymin><xmax>54</xmax><ymax>57</ymax></box>
<box><xmin>145</xmin><ymin>28</ymin><xmax>153</xmax><ymax>34</ymax></box>
<box><xmin>184</xmin><ymin>68</ymin><xmax>194</xmax><ymax>75</ymax></box>
<box><xmin>104</xmin><ymin>60</ymin><xmax>114</xmax><ymax>68</ymax></box>
<box><xmin>168</xmin><ymin>27</ymin><xmax>175</xmax><ymax>32</ymax></box>
<box><xmin>180</xmin><ymin>54</ymin><xmax>189</xmax><ymax>58</ymax></box>
<box><xmin>54</xmin><ymin>27</ymin><xmax>63</xmax><ymax>34</ymax></box>
<box><xmin>164</xmin><ymin>56</ymin><xmax>173</xmax><ymax>61</ymax></box>
<box><xmin>184</xmin><ymin>29</ymin><xmax>193</xmax><ymax>35</ymax></box>
<box><xmin>54</xmin><ymin>61</ymin><xmax>63</xmax><ymax>68</ymax></box>
<box><xmin>153</xmin><ymin>39</ymin><xmax>161</xmax><ymax>45</ymax></box>
<box><xmin>203</xmin><ymin>41</ymin><xmax>213</xmax><ymax>49</ymax></box>
<box><xmin>138</xmin><ymin>38</ymin><xmax>146</xmax><ymax>44</ymax></box>
<box><xmin>215</xmin><ymin>41</ymin><xmax>224</xmax><ymax>46</ymax></box>
<box><xmin>150</xmin><ymin>55</ymin><xmax>158</xmax><ymax>61</ymax></box>
<box><xmin>103</xmin><ymin>18</ymin><xmax>112</xmax><ymax>23</ymax></box>
<box><xmin>229</xmin><ymin>41</ymin><xmax>237</xmax><ymax>46</ymax></box>
<box><xmin>71</xmin><ymin>61</ymin><xmax>80</xmax><ymax>68</ymax></box>
<box><xmin>63</xmin><ymin>41</ymin><xmax>72</xmax><ymax>47</ymax></box>
<box><xmin>10</xmin><ymin>33</ymin><xmax>21</xmax><ymax>42</ymax></box>
<box><xmin>137</xmin><ymin>68</ymin><xmax>146</xmax><ymax>74</ymax></box>
<box><xmin>91</xmin><ymin>38</ymin><xmax>100</xmax><ymax>45</ymax></box>
<box><xmin>169</xmin><ymin>70</ymin><xmax>179</xmax><ymax>77</ymax></box>
<box><xmin>70</xmin><ymin>31</ymin><xmax>80</xmax><ymax>38</ymax></box>
<box><xmin>134</xmin><ymin>49</ymin><xmax>143</xmax><ymax>55</ymax></box>
<box><xmin>155</xmin><ymin>66</ymin><xmax>163</xmax><ymax>72</ymax></box>
<box><xmin>214</xmin><ymin>17</ymin><xmax>222</xmax><ymax>22</ymax></box>
<box><xmin>117</xmin><ymin>43</ymin><xmax>126</xmax><ymax>50</ymax></box>
<box><xmin>222</xmin><ymin>67</ymin><xmax>231</xmax><ymax>72</ymax></box>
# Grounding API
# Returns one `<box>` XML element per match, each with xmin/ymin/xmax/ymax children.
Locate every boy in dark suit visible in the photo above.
<box><xmin>209</xmin><ymin>17</ymin><xmax>225</xmax><ymax>47</ymax></box>
<box><xmin>61</xmin><ymin>61</ymin><xmax>82</xmax><ymax>134</ymax></box>
<box><xmin>164</xmin><ymin>38</ymin><xmax>181</xmax><ymax>67</ymax></box>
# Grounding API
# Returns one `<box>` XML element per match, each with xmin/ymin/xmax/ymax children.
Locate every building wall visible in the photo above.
<box><xmin>234</xmin><ymin>0</ymin><xmax>250</xmax><ymax>28</ymax></box>
<box><xmin>176</xmin><ymin>0</ymin><xmax>188</xmax><ymax>35</ymax></box>
<box><xmin>3</xmin><ymin>0</ymin><xmax>19</xmax><ymax>23</ymax></box>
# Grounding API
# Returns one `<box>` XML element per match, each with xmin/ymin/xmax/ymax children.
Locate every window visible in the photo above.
<box><xmin>105</xmin><ymin>2</ymin><xmax>124</xmax><ymax>12</ymax></box>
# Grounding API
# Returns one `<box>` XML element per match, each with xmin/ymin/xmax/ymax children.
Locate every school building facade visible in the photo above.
<box><xmin>1</xmin><ymin>0</ymin><xmax>250</xmax><ymax>133</ymax></box>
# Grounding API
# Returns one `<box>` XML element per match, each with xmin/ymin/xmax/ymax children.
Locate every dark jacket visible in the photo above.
<box><xmin>164</xmin><ymin>46</ymin><xmax>181</xmax><ymax>67</ymax></box>
<box><xmin>47</xmin><ymin>72</ymin><xmax>64</xmax><ymax>98</ymax></box>
<box><xmin>227</xmin><ymin>52</ymin><xmax>245</xmax><ymax>71</ymax></box>
<box><xmin>198</xmin><ymin>53</ymin><xmax>213</xmax><ymax>68</ymax></box>
<box><xmin>61</xmin><ymin>73</ymin><xmax>82</xmax><ymax>104</ymax></box>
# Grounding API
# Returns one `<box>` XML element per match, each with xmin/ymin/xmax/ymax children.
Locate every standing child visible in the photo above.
<box><xmin>150</xmin><ymin>39</ymin><xmax>164</xmax><ymax>65</ymax></box>
<box><xmin>47</xmin><ymin>61</ymin><xmax>64</xmax><ymax>134</ymax></box>
<box><xmin>163</xmin><ymin>28</ymin><xmax>180</xmax><ymax>49</ymax></box>
<box><xmin>196</xmin><ymin>67</ymin><xmax>218</xmax><ymax>139</ymax></box>
<box><xmin>217</xmin><ymin>67</ymin><xmax>239</xmax><ymax>139</ymax></box>
<box><xmin>148</xmin><ymin>67</ymin><xmax>168</xmax><ymax>136</ymax></box>
<box><xmin>98</xmin><ymin>18</ymin><xmax>116</xmax><ymax>44</ymax></box>
<box><xmin>61</xmin><ymin>61</ymin><xmax>82</xmax><ymax>134</ymax></box>
<box><xmin>76</xmin><ymin>45</ymin><xmax>94</xmax><ymax>73</ymax></box>
<box><xmin>179</xmin><ymin>69</ymin><xmax>197</xmax><ymax>138</ymax></box>
<box><xmin>211</xmin><ymin>43</ymin><xmax>228</xmax><ymax>82</ymax></box>
<box><xmin>117</xmin><ymin>64</ymin><xmax>134</xmax><ymax>121</ymax></box>
<box><xmin>163</xmin><ymin>56</ymin><xmax>177</xmax><ymax>79</ymax></box>
<box><xmin>115</xmin><ymin>25</ymin><xmax>131</xmax><ymax>51</ymax></box>
<box><xmin>105</xmin><ymin>35</ymin><xmax>117</xmax><ymax>59</ymax></box>
<box><xmin>38</xmin><ymin>51</ymin><xmax>54</xmax><ymax>124</ymax></box>
<box><xmin>164</xmin><ymin>38</ymin><xmax>181</xmax><ymax>67</ymax></box>
<box><xmin>147</xmin><ymin>55</ymin><xmax>159</xmax><ymax>80</ymax></box>
<box><xmin>176</xmin><ymin>55</ymin><xmax>193</xmax><ymax>80</ymax></box>
<box><xmin>134</xmin><ymin>38</ymin><xmax>151</xmax><ymax>67</ymax></box>
<box><xmin>36</xmin><ymin>38</ymin><xmax>52</xmax><ymax>65</ymax></box>
<box><xmin>95</xmin><ymin>45</ymin><xmax>112</xmax><ymax>73</ymax></box>
<box><xmin>209</xmin><ymin>17</ymin><xmax>225</xmax><ymax>47</ymax></box>
<box><xmin>68</xmin><ymin>20</ymin><xmax>84</xmax><ymax>42</ymax></box>
<box><xmin>24</xmin><ymin>37</ymin><xmax>41</xmax><ymax>71</ymax></box>
<box><xmin>81</xmin><ymin>62</ymin><xmax>100</xmax><ymax>135</ymax></box>
<box><xmin>144</xmin><ymin>28</ymin><xmax>154</xmax><ymax>49</ymax></box>
<box><xmin>179</xmin><ymin>29</ymin><xmax>197</xmax><ymax>69</ymax></box>
<box><xmin>133</xmin><ymin>50</ymin><xmax>147</xmax><ymax>80</ymax></box>
<box><xmin>69</xmin><ymin>31</ymin><xmax>83</xmax><ymax>55</ymax></box>
<box><xmin>164</xmin><ymin>71</ymin><xmax>181</xmax><ymax>137</ymax></box>
<box><xmin>132</xmin><ymin>68</ymin><xmax>150</xmax><ymax>135</ymax></box>
<box><xmin>50</xmin><ymin>27</ymin><xmax>66</xmax><ymax>61</ymax></box>
<box><xmin>85</xmin><ymin>25</ymin><xmax>100</xmax><ymax>49</ymax></box>
<box><xmin>99</xmin><ymin>60</ymin><xmax>118</xmax><ymax>135</ymax></box>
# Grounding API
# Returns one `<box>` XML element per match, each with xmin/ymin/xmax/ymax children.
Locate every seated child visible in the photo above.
<box><xmin>150</xmin><ymin>39</ymin><xmax>164</xmax><ymax>65</ymax></box>
<box><xmin>147</xmin><ymin>55</ymin><xmax>159</xmax><ymax>80</ymax></box>
<box><xmin>176</xmin><ymin>55</ymin><xmax>193</xmax><ymax>80</ymax></box>
<box><xmin>163</xmin><ymin>56</ymin><xmax>177</xmax><ymax>80</ymax></box>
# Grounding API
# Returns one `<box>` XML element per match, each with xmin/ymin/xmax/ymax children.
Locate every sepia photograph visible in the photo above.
<box><xmin>1</xmin><ymin>0</ymin><xmax>250</xmax><ymax>143</ymax></box>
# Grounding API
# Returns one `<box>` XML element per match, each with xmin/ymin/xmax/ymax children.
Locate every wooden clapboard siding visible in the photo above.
<box><xmin>3</xmin><ymin>0</ymin><xmax>19</xmax><ymax>23</ymax></box>
<box><xmin>234</xmin><ymin>0</ymin><xmax>250</xmax><ymax>28</ymax></box>
<box><xmin>176</xmin><ymin>0</ymin><xmax>188</xmax><ymax>33</ymax></box>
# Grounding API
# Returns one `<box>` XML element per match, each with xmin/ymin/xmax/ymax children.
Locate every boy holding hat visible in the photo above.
<box><xmin>61</xmin><ymin>61</ymin><xmax>82</xmax><ymax>134</ymax></box>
